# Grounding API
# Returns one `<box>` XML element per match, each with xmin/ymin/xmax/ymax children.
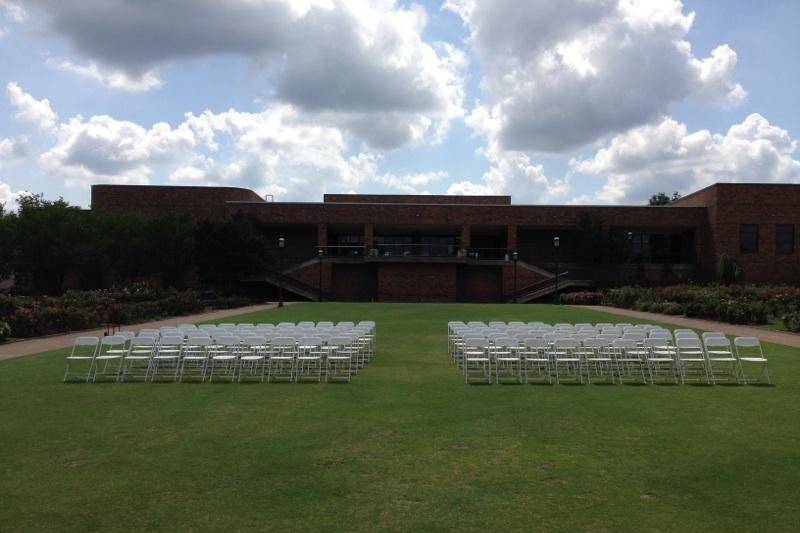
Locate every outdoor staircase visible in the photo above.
<box><xmin>248</xmin><ymin>268</ymin><xmax>332</xmax><ymax>301</ymax></box>
<box><xmin>506</xmin><ymin>273</ymin><xmax>595</xmax><ymax>303</ymax></box>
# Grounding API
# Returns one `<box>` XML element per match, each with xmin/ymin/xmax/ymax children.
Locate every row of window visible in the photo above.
<box><xmin>740</xmin><ymin>224</ymin><xmax>795</xmax><ymax>254</ymax></box>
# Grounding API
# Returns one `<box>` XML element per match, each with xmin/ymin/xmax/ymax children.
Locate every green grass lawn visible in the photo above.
<box><xmin>1</xmin><ymin>303</ymin><xmax>799</xmax><ymax>532</ymax></box>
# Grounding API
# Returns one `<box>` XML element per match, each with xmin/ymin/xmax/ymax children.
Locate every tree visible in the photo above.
<box><xmin>648</xmin><ymin>191</ymin><xmax>682</xmax><ymax>206</ymax></box>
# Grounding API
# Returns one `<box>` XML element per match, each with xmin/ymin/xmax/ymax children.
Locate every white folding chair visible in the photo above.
<box><xmin>492</xmin><ymin>336</ymin><xmax>522</xmax><ymax>384</ymax></box>
<box><xmin>611</xmin><ymin>339</ymin><xmax>648</xmax><ymax>384</ymax></box>
<box><xmin>149</xmin><ymin>334</ymin><xmax>183</xmax><ymax>382</ymax></box>
<box><xmin>325</xmin><ymin>336</ymin><xmax>354</xmax><ymax>383</ymax></box>
<box><xmin>208</xmin><ymin>335</ymin><xmax>241</xmax><ymax>382</ymax></box>
<box><xmin>91</xmin><ymin>335</ymin><xmax>126</xmax><ymax>382</ymax></box>
<box><xmin>521</xmin><ymin>338</ymin><xmax>551</xmax><ymax>384</ymax></box>
<box><xmin>582</xmin><ymin>338</ymin><xmax>615</xmax><ymax>384</ymax></box>
<box><xmin>552</xmin><ymin>338</ymin><xmax>583</xmax><ymax>384</ymax></box>
<box><xmin>296</xmin><ymin>336</ymin><xmax>324</xmax><ymax>382</ymax></box>
<box><xmin>63</xmin><ymin>336</ymin><xmax>99</xmax><ymax>382</ymax></box>
<box><xmin>268</xmin><ymin>336</ymin><xmax>297</xmax><ymax>382</ymax></box>
<box><xmin>644</xmin><ymin>338</ymin><xmax>679</xmax><ymax>384</ymax></box>
<box><xmin>464</xmin><ymin>338</ymin><xmax>491</xmax><ymax>384</ymax></box>
<box><xmin>703</xmin><ymin>336</ymin><xmax>743</xmax><ymax>384</ymax></box>
<box><xmin>238</xmin><ymin>335</ymin><xmax>268</xmax><ymax>382</ymax></box>
<box><xmin>734</xmin><ymin>337</ymin><xmax>772</xmax><ymax>385</ymax></box>
<box><xmin>676</xmin><ymin>338</ymin><xmax>712</xmax><ymax>384</ymax></box>
<box><xmin>180</xmin><ymin>337</ymin><xmax>211</xmax><ymax>382</ymax></box>
<box><xmin>120</xmin><ymin>335</ymin><xmax>157</xmax><ymax>382</ymax></box>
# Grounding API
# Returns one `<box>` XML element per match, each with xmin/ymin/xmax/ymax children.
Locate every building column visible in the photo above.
<box><xmin>507</xmin><ymin>224</ymin><xmax>518</xmax><ymax>251</ymax></box>
<box><xmin>460</xmin><ymin>224</ymin><xmax>471</xmax><ymax>249</ymax></box>
<box><xmin>317</xmin><ymin>223</ymin><xmax>327</xmax><ymax>248</ymax></box>
<box><xmin>364</xmin><ymin>223</ymin><xmax>375</xmax><ymax>250</ymax></box>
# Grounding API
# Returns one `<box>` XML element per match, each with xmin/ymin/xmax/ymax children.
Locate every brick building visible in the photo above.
<box><xmin>91</xmin><ymin>183</ymin><xmax>800</xmax><ymax>302</ymax></box>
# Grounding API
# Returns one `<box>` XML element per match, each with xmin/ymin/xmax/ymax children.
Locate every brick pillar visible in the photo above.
<box><xmin>507</xmin><ymin>224</ymin><xmax>517</xmax><ymax>251</ymax></box>
<box><xmin>317</xmin><ymin>223</ymin><xmax>327</xmax><ymax>248</ymax></box>
<box><xmin>460</xmin><ymin>225</ymin><xmax>471</xmax><ymax>249</ymax></box>
<box><xmin>364</xmin><ymin>223</ymin><xmax>375</xmax><ymax>250</ymax></box>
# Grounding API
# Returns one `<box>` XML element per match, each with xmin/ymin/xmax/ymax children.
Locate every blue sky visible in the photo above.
<box><xmin>0</xmin><ymin>0</ymin><xmax>798</xmax><ymax>208</ymax></box>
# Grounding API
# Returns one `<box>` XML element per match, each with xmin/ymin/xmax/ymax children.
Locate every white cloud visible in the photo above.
<box><xmin>0</xmin><ymin>180</ymin><xmax>25</xmax><ymax>211</ymax></box>
<box><xmin>0</xmin><ymin>0</ymin><xmax>25</xmax><ymax>23</ymax></box>
<box><xmin>0</xmin><ymin>136</ymin><xmax>28</xmax><ymax>167</ymax></box>
<box><xmin>39</xmin><ymin>115</ymin><xmax>196</xmax><ymax>187</ymax></box>
<box><xmin>6</xmin><ymin>82</ymin><xmax>58</xmax><ymax>132</ymax></box>
<box><xmin>447</xmin><ymin>0</ymin><xmax>746</xmax><ymax>153</ymax></box>
<box><xmin>572</xmin><ymin>114</ymin><xmax>800</xmax><ymax>204</ymax></box>
<box><xmin>49</xmin><ymin>59</ymin><xmax>162</xmax><ymax>92</ymax></box>
<box><xmin>23</xmin><ymin>0</ymin><xmax>466</xmax><ymax>148</ymax></box>
<box><xmin>10</xmin><ymin>86</ymin><xmax>449</xmax><ymax>199</ymax></box>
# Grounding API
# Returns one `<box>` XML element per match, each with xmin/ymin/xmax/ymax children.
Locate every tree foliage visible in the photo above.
<box><xmin>0</xmin><ymin>195</ymin><xmax>271</xmax><ymax>295</ymax></box>
<box><xmin>648</xmin><ymin>191</ymin><xmax>682</xmax><ymax>206</ymax></box>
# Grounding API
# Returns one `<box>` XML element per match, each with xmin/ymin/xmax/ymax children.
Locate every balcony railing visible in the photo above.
<box><xmin>318</xmin><ymin>244</ymin><xmax>516</xmax><ymax>260</ymax></box>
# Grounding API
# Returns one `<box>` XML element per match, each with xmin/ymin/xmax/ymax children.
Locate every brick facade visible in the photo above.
<box><xmin>91</xmin><ymin>183</ymin><xmax>800</xmax><ymax>300</ymax></box>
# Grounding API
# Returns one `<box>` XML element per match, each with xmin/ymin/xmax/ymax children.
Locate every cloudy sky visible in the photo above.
<box><xmin>1</xmin><ymin>0</ymin><xmax>799</xmax><ymax>209</ymax></box>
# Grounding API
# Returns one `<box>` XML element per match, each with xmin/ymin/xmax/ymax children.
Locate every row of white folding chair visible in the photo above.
<box><xmin>65</xmin><ymin>333</ymin><xmax>361</xmax><ymax>383</ymax></box>
<box><xmin>462</xmin><ymin>336</ymin><xmax>660</xmax><ymax>385</ymax></box>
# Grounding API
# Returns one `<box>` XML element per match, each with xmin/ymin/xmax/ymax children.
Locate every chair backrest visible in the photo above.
<box><xmin>101</xmin><ymin>335</ymin><xmax>126</xmax><ymax>347</ymax></box>
<box><xmin>734</xmin><ymin>337</ymin><xmax>764</xmax><ymax>357</ymax></box>
<box><xmin>317</xmin><ymin>321</ymin><xmax>334</xmax><ymax>328</ymax></box>
<box><xmin>554</xmin><ymin>338</ymin><xmax>580</xmax><ymax>349</ymax></box>
<box><xmin>198</xmin><ymin>324</ymin><xmax>216</xmax><ymax>330</ymax></box>
<box><xmin>299</xmin><ymin>336</ymin><xmax>323</xmax><ymax>347</ymax></box>
<box><xmin>622</xmin><ymin>332</ymin><xmax>646</xmax><ymax>342</ymax></box>
<box><xmin>131</xmin><ymin>336</ymin><xmax>157</xmax><ymax>347</ymax></box>
<box><xmin>74</xmin><ymin>336</ymin><xmax>100</xmax><ymax>347</ymax></box>
<box><xmin>493</xmin><ymin>336</ymin><xmax>516</xmax><ymax>348</ymax></box>
<box><xmin>583</xmin><ymin>338</ymin><xmax>608</xmax><ymax>349</ymax></box>
<box><xmin>159</xmin><ymin>335</ymin><xmax>184</xmax><ymax>346</ymax></box>
<box><xmin>611</xmin><ymin>339</ymin><xmax>637</xmax><ymax>350</ymax></box>
<box><xmin>704</xmin><ymin>337</ymin><xmax>732</xmax><ymax>349</ymax></box>
<box><xmin>272</xmin><ymin>336</ymin><xmax>296</xmax><ymax>348</ymax></box>
<box><xmin>676</xmin><ymin>337</ymin><xmax>703</xmax><ymax>349</ymax></box>
<box><xmin>702</xmin><ymin>331</ymin><xmax>727</xmax><ymax>341</ymax></box>
<box><xmin>215</xmin><ymin>335</ymin><xmax>241</xmax><ymax>346</ymax></box>
<box><xmin>524</xmin><ymin>338</ymin><xmax>548</xmax><ymax>349</ymax></box>
<box><xmin>465</xmin><ymin>338</ymin><xmax>488</xmax><ymax>348</ymax></box>
<box><xmin>644</xmin><ymin>338</ymin><xmax>670</xmax><ymax>348</ymax></box>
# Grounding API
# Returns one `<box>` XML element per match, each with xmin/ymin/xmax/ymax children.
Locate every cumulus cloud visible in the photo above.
<box><xmin>446</xmin><ymin>0</ymin><xmax>746</xmax><ymax>153</ymax></box>
<box><xmin>38</xmin><ymin>114</ymin><xmax>196</xmax><ymax>187</ymax></box>
<box><xmin>22</xmin><ymin>0</ymin><xmax>465</xmax><ymax>149</ymax></box>
<box><xmin>0</xmin><ymin>136</ymin><xmax>29</xmax><ymax>166</ymax></box>
<box><xmin>6</xmin><ymin>82</ymin><xmax>58</xmax><ymax>132</ymax></box>
<box><xmin>0</xmin><ymin>180</ymin><xmax>26</xmax><ymax>211</ymax></box>
<box><xmin>48</xmin><ymin>59</ymin><xmax>162</xmax><ymax>92</ymax></box>
<box><xmin>4</xmin><ymin>82</ymin><xmax>449</xmax><ymax>199</ymax></box>
<box><xmin>0</xmin><ymin>0</ymin><xmax>25</xmax><ymax>23</ymax></box>
<box><xmin>571</xmin><ymin>114</ymin><xmax>800</xmax><ymax>204</ymax></box>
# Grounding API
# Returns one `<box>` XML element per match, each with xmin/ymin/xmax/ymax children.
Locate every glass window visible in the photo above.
<box><xmin>739</xmin><ymin>224</ymin><xmax>759</xmax><ymax>254</ymax></box>
<box><xmin>776</xmin><ymin>224</ymin><xmax>795</xmax><ymax>254</ymax></box>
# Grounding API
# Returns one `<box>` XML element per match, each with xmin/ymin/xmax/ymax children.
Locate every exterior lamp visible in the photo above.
<box><xmin>277</xmin><ymin>236</ymin><xmax>285</xmax><ymax>307</ymax></box>
<box><xmin>553</xmin><ymin>236</ymin><xmax>560</xmax><ymax>304</ymax></box>
<box><xmin>317</xmin><ymin>248</ymin><xmax>324</xmax><ymax>302</ymax></box>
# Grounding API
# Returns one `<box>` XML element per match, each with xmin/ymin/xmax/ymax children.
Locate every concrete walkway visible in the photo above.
<box><xmin>576</xmin><ymin>305</ymin><xmax>800</xmax><ymax>348</ymax></box>
<box><xmin>0</xmin><ymin>303</ymin><xmax>282</xmax><ymax>361</ymax></box>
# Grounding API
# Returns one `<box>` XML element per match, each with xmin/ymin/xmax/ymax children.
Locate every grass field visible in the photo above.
<box><xmin>1</xmin><ymin>303</ymin><xmax>799</xmax><ymax>532</ymax></box>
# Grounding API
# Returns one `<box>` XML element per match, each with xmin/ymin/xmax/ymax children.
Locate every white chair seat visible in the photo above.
<box><xmin>739</xmin><ymin>357</ymin><xmax>767</xmax><ymax>362</ymax></box>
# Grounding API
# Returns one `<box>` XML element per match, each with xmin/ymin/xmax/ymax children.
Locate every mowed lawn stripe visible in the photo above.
<box><xmin>0</xmin><ymin>303</ymin><xmax>798</xmax><ymax>532</ymax></box>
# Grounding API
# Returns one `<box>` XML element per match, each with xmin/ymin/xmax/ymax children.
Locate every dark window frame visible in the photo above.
<box><xmin>776</xmin><ymin>224</ymin><xmax>795</xmax><ymax>254</ymax></box>
<box><xmin>739</xmin><ymin>224</ymin><xmax>759</xmax><ymax>254</ymax></box>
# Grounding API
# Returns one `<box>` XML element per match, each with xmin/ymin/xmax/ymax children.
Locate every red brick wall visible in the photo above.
<box><xmin>331</xmin><ymin>264</ymin><xmax>377</xmax><ymax>301</ymax></box>
<box><xmin>92</xmin><ymin>184</ymin><xmax>264</xmax><ymax>220</ymax></box>
<box><xmin>323</xmin><ymin>194</ymin><xmax>511</xmax><ymax>205</ymax></box>
<box><xmin>377</xmin><ymin>263</ymin><xmax>458</xmax><ymax>302</ymax></box>
<box><xmin>457</xmin><ymin>265</ymin><xmax>502</xmax><ymax>302</ymax></box>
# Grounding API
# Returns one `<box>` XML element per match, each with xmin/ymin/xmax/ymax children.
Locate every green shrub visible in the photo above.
<box><xmin>0</xmin><ymin>319</ymin><xmax>10</xmax><ymax>341</ymax></box>
<box><xmin>559</xmin><ymin>291</ymin><xmax>603</xmax><ymax>305</ymax></box>
<box><xmin>662</xmin><ymin>302</ymin><xmax>684</xmax><ymax>315</ymax></box>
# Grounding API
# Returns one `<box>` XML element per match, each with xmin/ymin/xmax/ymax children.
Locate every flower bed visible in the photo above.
<box><xmin>0</xmin><ymin>283</ymin><xmax>257</xmax><ymax>340</ymax></box>
<box><xmin>598</xmin><ymin>284</ymin><xmax>800</xmax><ymax>331</ymax></box>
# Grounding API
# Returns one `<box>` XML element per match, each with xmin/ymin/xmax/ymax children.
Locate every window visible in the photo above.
<box><xmin>739</xmin><ymin>224</ymin><xmax>759</xmax><ymax>254</ymax></box>
<box><xmin>776</xmin><ymin>224</ymin><xmax>795</xmax><ymax>254</ymax></box>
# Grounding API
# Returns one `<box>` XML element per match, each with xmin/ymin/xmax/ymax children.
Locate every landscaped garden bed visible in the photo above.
<box><xmin>560</xmin><ymin>284</ymin><xmax>800</xmax><ymax>331</ymax></box>
<box><xmin>0</xmin><ymin>283</ymin><xmax>254</xmax><ymax>341</ymax></box>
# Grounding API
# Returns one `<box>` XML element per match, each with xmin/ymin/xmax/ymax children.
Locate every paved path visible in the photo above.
<box><xmin>576</xmin><ymin>305</ymin><xmax>800</xmax><ymax>348</ymax></box>
<box><xmin>0</xmin><ymin>303</ymin><xmax>282</xmax><ymax>361</ymax></box>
